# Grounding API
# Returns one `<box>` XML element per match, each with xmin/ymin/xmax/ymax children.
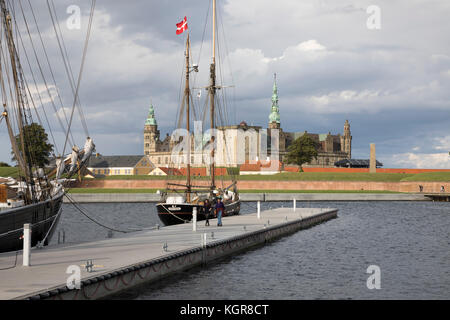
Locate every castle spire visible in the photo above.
<box><xmin>343</xmin><ymin>119</ymin><xmax>352</xmax><ymax>158</ymax></box>
<box><xmin>145</xmin><ymin>102</ymin><xmax>157</xmax><ymax>126</ymax></box>
<box><xmin>268</xmin><ymin>73</ymin><xmax>280</xmax><ymax>126</ymax></box>
<box><xmin>344</xmin><ymin>119</ymin><xmax>350</xmax><ymax>136</ymax></box>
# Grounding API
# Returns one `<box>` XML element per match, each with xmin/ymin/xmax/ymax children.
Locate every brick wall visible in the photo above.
<box><xmin>76</xmin><ymin>179</ymin><xmax>449</xmax><ymax>193</ymax></box>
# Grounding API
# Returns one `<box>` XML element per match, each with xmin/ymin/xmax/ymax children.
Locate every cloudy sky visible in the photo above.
<box><xmin>0</xmin><ymin>0</ymin><xmax>449</xmax><ymax>168</ymax></box>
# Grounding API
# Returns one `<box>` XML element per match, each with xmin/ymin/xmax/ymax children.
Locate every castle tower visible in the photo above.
<box><xmin>144</xmin><ymin>103</ymin><xmax>160</xmax><ymax>155</ymax></box>
<box><xmin>268</xmin><ymin>73</ymin><xmax>281</xmax><ymax>130</ymax></box>
<box><xmin>342</xmin><ymin>119</ymin><xmax>352</xmax><ymax>158</ymax></box>
<box><xmin>267</xmin><ymin>73</ymin><xmax>286</xmax><ymax>156</ymax></box>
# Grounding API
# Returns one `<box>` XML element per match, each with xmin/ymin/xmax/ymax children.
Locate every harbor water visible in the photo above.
<box><xmin>51</xmin><ymin>201</ymin><xmax>450</xmax><ymax>300</ymax></box>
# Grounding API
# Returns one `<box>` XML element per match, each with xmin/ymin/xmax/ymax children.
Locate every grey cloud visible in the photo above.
<box><xmin>0</xmin><ymin>0</ymin><xmax>449</xmax><ymax>169</ymax></box>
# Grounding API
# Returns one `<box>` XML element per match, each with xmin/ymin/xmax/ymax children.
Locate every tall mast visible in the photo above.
<box><xmin>212</xmin><ymin>0</ymin><xmax>216</xmax><ymax>63</ymax></box>
<box><xmin>209</xmin><ymin>0</ymin><xmax>216</xmax><ymax>190</ymax></box>
<box><xmin>0</xmin><ymin>0</ymin><xmax>30</xmax><ymax>180</ymax></box>
<box><xmin>185</xmin><ymin>33</ymin><xmax>191</xmax><ymax>201</ymax></box>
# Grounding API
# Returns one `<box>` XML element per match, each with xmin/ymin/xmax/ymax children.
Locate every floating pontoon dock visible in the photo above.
<box><xmin>0</xmin><ymin>207</ymin><xmax>337</xmax><ymax>300</ymax></box>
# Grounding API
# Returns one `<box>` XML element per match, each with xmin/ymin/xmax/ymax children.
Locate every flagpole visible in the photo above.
<box><xmin>185</xmin><ymin>32</ymin><xmax>191</xmax><ymax>201</ymax></box>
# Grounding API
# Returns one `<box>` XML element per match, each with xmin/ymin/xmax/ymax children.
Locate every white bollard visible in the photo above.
<box><xmin>193</xmin><ymin>207</ymin><xmax>197</xmax><ymax>232</ymax></box>
<box><xmin>293</xmin><ymin>198</ymin><xmax>296</xmax><ymax>212</ymax></box>
<box><xmin>201</xmin><ymin>233</ymin><xmax>207</xmax><ymax>247</ymax></box>
<box><xmin>23</xmin><ymin>223</ymin><xmax>31</xmax><ymax>267</ymax></box>
<box><xmin>257</xmin><ymin>201</ymin><xmax>261</xmax><ymax>219</ymax></box>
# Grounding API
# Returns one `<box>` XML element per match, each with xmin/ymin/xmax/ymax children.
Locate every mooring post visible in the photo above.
<box><xmin>193</xmin><ymin>207</ymin><xmax>197</xmax><ymax>232</ymax></box>
<box><xmin>257</xmin><ymin>201</ymin><xmax>261</xmax><ymax>219</ymax></box>
<box><xmin>23</xmin><ymin>224</ymin><xmax>31</xmax><ymax>267</ymax></box>
<box><xmin>293</xmin><ymin>198</ymin><xmax>296</xmax><ymax>212</ymax></box>
<box><xmin>201</xmin><ymin>233</ymin><xmax>207</xmax><ymax>248</ymax></box>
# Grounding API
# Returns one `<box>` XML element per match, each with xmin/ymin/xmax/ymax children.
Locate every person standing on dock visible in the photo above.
<box><xmin>215</xmin><ymin>198</ymin><xmax>225</xmax><ymax>227</ymax></box>
<box><xmin>203</xmin><ymin>199</ymin><xmax>211</xmax><ymax>226</ymax></box>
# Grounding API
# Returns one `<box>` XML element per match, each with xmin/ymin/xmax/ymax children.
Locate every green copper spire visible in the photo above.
<box><xmin>145</xmin><ymin>102</ymin><xmax>157</xmax><ymax>126</ymax></box>
<box><xmin>268</xmin><ymin>73</ymin><xmax>280</xmax><ymax>124</ymax></box>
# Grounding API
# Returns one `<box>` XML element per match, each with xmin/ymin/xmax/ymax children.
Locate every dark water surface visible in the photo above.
<box><xmin>52</xmin><ymin>201</ymin><xmax>450</xmax><ymax>299</ymax></box>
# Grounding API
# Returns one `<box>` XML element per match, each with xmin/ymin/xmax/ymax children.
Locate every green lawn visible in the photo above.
<box><xmin>400</xmin><ymin>172</ymin><xmax>450</xmax><ymax>182</ymax></box>
<box><xmin>237</xmin><ymin>172</ymin><xmax>414</xmax><ymax>181</ymax></box>
<box><xmin>88</xmin><ymin>172</ymin><xmax>416</xmax><ymax>182</ymax></box>
<box><xmin>239</xmin><ymin>189</ymin><xmax>403</xmax><ymax>194</ymax></box>
<box><xmin>0</xmin><ymin>167</ymin><xmax>19</xmax><ymax>178</ymax></box>
<box><xmin>3</xmin><ymin>168</ymin><xmax>449</xmax><ymax>183</ymax></box>
<box><xmin>67</xmin><ymin>188</ymin><xmax>402</xmax><ymax>194</ymax></box>
<box><xmin>92</xmin><ymin>175</ymin><xmax>176</xmax><ymax>180</ymax></box>
<box><xmin>68</xmin><ymin>188</ymin><xmax>159</xmax><ymax>193</ymax></box>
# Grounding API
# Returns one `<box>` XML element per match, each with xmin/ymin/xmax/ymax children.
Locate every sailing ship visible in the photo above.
<box><xmin>0</xmin><ymin>0</ymin><xmax>95</xmax><ymax>252</ymax></box>
<box><xmin>156</xmin><ymin>0</ymin><xmax>240</xmax><ymax>226</ymax></box>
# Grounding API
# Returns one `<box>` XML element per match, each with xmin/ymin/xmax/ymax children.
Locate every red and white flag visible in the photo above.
<box><xmin>176</xmin><ymin>16</ymin><xmax>188</xmax><ymax>35</ymax></box>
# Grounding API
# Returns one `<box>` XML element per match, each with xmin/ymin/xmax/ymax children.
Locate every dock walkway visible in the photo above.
<box><xmin>0</xmin><ymin>207</ymin><xmax>337</xmax><ymax>300</ymax></box>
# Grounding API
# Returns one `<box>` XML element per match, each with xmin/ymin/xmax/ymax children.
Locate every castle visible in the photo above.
<box><xmin>144</xmin><ymin>75</ymin><xmax>352</xmax><ymax>168</ymax></box>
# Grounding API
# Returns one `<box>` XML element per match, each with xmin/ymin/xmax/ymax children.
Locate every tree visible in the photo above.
<box><xmin>0</xmin><ymin>162</ymin><xmax>10</xmax><ymax>167</ymax></box>
<box><xmin>285</xmin><ymin>134</ymin><xmax>319</xmax><ymax>169</ymax></box>
<box><xmin>12</xmin><ymin>123</ymin><xmax>54</xmax><ymax>168</ymax></box>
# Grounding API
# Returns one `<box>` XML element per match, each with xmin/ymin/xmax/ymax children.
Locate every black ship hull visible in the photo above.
<box><xmin>0</xmin><ymin>193</ymin><xmax>64</xmax><ymax>253</ymax></box>
<box><xmin>157</xmin><ymin>200</ymin><xmax>241</xmax><ymax>226</ymax></box>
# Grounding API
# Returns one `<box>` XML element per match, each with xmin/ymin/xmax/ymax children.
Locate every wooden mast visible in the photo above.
<box><xmin>209</xmin><ymin>0</ymin><xmax>216</xmax><ymax>190</ymax></box>
<box><xmin>0</xmin><ymin>0</ymin><xmax>31</xmax><ymax>182</ymax></box>
<box><xmin>185</xmin><ymin>33</ymin><xmax>191</xmax><ymax>201</ymax></box>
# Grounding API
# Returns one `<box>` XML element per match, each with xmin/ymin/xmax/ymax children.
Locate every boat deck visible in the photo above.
<box><xmin>0</xmin><ymin>207</ymin><xmax>337</xmax><ymax>300</ymax></box>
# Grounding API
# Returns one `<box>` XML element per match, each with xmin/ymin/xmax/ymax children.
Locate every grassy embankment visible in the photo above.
<box><xmin>398</xmin><ymin>172</ymin><xmax>450</xmax><ymax>182</ymax></box>
<box><xmin>66</xmin><ymin>171</ymin><xmax>450</xmax><ymax>193</ymax></box>
<box><xmin>4</xmin><ymin>167</ymin><xmax>449</xmax><ymax>194</ymax></box>
<box><xmin>81</xmin><ymin>171</ymin><xmax>450</xmax><ymax>182</ymax></box>
<box><xmin>0</xmin><ymin>167</ymin><xmax>20</xmax><ymax>178</ymax></box>
<box><xmin>67</xmin><ymin>188</ymin><xmax>402</xmax><ymax>194</ymax></box>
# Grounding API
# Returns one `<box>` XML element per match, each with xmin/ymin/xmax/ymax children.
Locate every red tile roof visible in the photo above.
<box><xmin>157</xmin><ymin>167</ymin><xmax>183</xmax><ymax>175</ymax></box>
<box><xmin>240</xmin><ymin>161</ymin><xmax>282</xmax><ymax>171</ymax></box>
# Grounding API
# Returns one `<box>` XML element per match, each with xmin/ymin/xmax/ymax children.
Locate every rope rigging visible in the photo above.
<box><xmin>64</xmin><ymin>192</ymin><xmax>160</xmax><ymax>234</ymax></box>
<box><xmin>47</xmin><ymin>0</ymin><xmax>89</xmax><ymax>138</ymax></box>
<box><xmin>11</xmin><ymin>0</ymin><xmax>76</xmax><ymax>148</ymax></box>
<box><xmin>53</xmin><ymin>0</ymin><xmax>96</xmax><ymax>157</ymax></box>
<box><xmin>0</xmin><ymin>0</ymin><xmax>99</xmax><ymax>205</ymax></box>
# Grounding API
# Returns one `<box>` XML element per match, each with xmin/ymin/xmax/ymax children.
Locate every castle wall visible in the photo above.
<box><xmin>76</xmin><ymin>179</ymin><xmax>450</xmax><ymax>193</ymax></box>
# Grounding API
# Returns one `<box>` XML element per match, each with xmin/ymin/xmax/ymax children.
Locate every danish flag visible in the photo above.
<box><xmin>176</xmin><ymin>16</ymin><xmax>188</xmax><ymax>35</ymax></box>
